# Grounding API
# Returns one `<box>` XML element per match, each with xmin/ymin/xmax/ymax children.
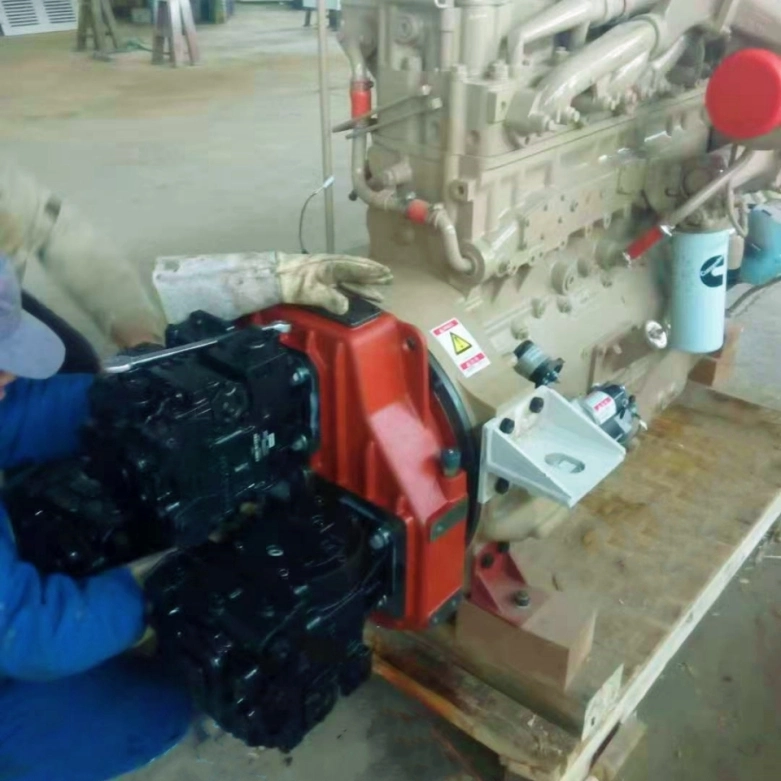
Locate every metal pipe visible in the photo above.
<box><xmin>341</xmin><ymin>30</ymin><xmax>474</xmax><ymax>276</ymax></box>
<box><xmin>349</xmin><ymin>131</ymin><xmax>474</xmax><ymax>275</ymax></box>
<box><xmin>623</xmin><ymin>150</ymin><xmax>758</xmax><ymax>262</ymax></box>
<box><xmin>534</xmin><ymin>18</ymin><xmax>659</xmax><ymax>121</ymax></box>
<box><xmin>316</xmin><ymin>0</ymin><xmax>335</xmax><ymax>252</ymax></box>
<box><xmin>430</xmin><ymin>207</ymin><xmax>475</xmax><ymax>274</ymax></box>
<box><xmin>442</xmin><ymin>66</ymin><xmax>467</xmax><ymax>222</ymax></box>
<box><xmin>666</xmin><ymin>150</ymin><xmax>757</xmax><ymax>228</ymax></box>
<box><xmin>648</xmin><ymin>31</ymin><xmax>690</xmax><ymax>74</ymax></box>
<box><xmin>439</xmin><ymin>0</ymin><xmax>456</xmax><ymax>70</ymax></box>
<box><xmin>510</xmin><ymin>0</ymin><xmax>659</xmax><ymax>68</ymax></box>
<box><xmin>345</xmin><ymin>99</ymin><xmax>443</xmax><ymax>140</ymax></box>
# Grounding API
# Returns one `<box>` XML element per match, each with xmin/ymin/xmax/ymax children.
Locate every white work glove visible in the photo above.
<box><xmin>153</xmin><ymin>251</ymin><xmax>393</xmax><ymax>325</ymax></box>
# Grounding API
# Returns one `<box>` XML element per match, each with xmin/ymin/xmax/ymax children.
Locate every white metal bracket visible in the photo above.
<box><xmin>479</xmin><ymin>386</ymin><xmax>626</xmax><ymax>508</ymax></box>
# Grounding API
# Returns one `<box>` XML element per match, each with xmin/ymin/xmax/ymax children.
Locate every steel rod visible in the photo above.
<box><xmin>316</xmin><ymin>0</ymin><xmax>336</xmax><ymax>252</ymax></box>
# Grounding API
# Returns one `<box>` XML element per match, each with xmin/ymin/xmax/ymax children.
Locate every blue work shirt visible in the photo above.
<box><xmin>0</xmin><ymin>375</ymin><xmax>145</xmax><ymax>680</ymax></box>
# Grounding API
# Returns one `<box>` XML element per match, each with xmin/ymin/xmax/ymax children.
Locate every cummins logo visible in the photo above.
<box><xmin>700</xmin><ymin>255</ymin><xmax>725</xmax><ymax>288</ymax></box>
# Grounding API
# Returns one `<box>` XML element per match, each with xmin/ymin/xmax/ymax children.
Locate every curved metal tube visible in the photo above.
<box><xmin>510</xmin><ymin>0</ymin><xmax>659</xmax><ymax>67</ymax></box>
<box><xmin>344</xmin><ymin>47</ymin><xmax>474</xmax><ymax>276</ymax></box>
<box><xmin>577</xmin><ymin>30</ymin><xmax>690</xmax><ymax>109</ymax></box>
<box><xmin>534</xmin><ymin>18</ymin><xmax>658</xmax><ymax>121</ymax></box>
<box><xmin>510</xmin><ymin>0</ymin><xmax>595</xmax><ymax>64</ymax></box>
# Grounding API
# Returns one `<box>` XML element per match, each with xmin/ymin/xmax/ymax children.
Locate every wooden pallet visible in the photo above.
<box><xmin>368</xmin><ymin>384</ymin><xmax>781</xmax><ymax>781</ymax></box>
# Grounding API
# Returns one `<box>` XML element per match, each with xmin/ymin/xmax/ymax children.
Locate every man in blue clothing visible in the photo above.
<box><xmin>0</xmin><ymin>255</ymin><xmax>146</xmax><ymax>681</ymax></box>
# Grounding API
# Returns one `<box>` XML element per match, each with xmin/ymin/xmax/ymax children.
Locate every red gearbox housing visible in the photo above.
<box><xmin>250</xmin><ymin>303</ymin><xmax>469</xmax><ymax>631</ymax></box>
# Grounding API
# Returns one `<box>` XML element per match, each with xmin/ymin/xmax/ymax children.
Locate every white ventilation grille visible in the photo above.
<box><xmin>42</xmin><ymin>0</ymin><xmax>76</xmax><ymax>23</ymax></box>
<box><xmin>0</xmin><ymin>0</ymin><xmax>77</xmax><ymax>34</ymax></box>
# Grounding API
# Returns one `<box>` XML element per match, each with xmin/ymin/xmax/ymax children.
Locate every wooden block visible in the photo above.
<box><xmin>456</xmin><ymin>591</ymin><xmax>596</xmax><ymax>691</ymax></box>
<box><xmin>689</xmin><ymin>322</ymin><xmax>744</xmax><ymax>388</ymax></box>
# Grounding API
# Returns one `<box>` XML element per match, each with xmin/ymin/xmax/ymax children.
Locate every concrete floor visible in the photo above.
<box><xmin>2</xmin><ymin>7</ymin><xmax>781</xmax><ymax>780</ymax></box>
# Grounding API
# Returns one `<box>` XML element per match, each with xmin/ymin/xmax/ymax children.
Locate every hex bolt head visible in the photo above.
<box><xmin>440</xmin><ymin>447</ymin><xmax>462</xmax><ymax>478</ymax></box>
<box><xmin>291</xmin><ymin>435</ymin><xmax>309</xmax><ymax>452</ymax></box>
<box><xmin>529</xmin><ymin>397</ymin><xmax>545</xmax><ymax>414</ymax></box>
<box><xmin>369</xmin><ymin>531</ymin><xmax>388</xmax><ymax>551</ymax></box>
<box><xmin>513</xmin><ymin>590</ymin><xmax>531</xmax><ymax>608</ymax></box>
<box><xmin>495</xmin><ymin>478</ymin><xmax>510</xmax><ymax>495</ymax></box>
<box><xmin>499</xmin><ymin>417</ymin><xmax>515</xmax><ymax>435</ymax></box>
<box><xmin>291</xmin><ymin>368</ymin><xmax>309</xmax><ymax>386</ymax></box>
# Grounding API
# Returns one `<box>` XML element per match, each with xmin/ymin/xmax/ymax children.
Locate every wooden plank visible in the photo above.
<box><xmin>370</xmin><ymin>630</ymin><xmax>577</xmax><ymax>781</ymax></box>
<box><xmin>372</xmin><ymin>386</ymin><xmax>781</xmax><ymax>781</ymax></box>
<box><xmin>527</xmin><ymin>386</ymin><xmax>781</xmax><ymax>781</ymax></box>
<box><xmin>559</xmin><ymin>486</ymin><xmax>781</xmax><ymax>781</ymax></box>
<box><xmin>396</xmin><ymin>623</ymin><xmax>623</xmax><ymax>741</ymax></box>
<box><xmin>589</xmin><ymin>715</ymin><xmax>646</xmax><ymax>781</ymax></box>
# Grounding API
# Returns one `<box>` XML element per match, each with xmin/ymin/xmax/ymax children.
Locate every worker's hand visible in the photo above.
<box><xmin>154</xmin><ymin>251</ymin><xmax>393</xmax><ymax>324</ymax></box>
<box><xmin>111</xmin><ymin>324</ymin><xmax>164</xmax><ymax>350</ymax></box>
<box><xmin>0</xmin><ymin>211</ymin><xmax>24</xmax><ymax>257</ymax></box>
<box><xmin>277</xmin><ymin>253</ymin><xmax>393</xmax><ymax>315</ymax></box>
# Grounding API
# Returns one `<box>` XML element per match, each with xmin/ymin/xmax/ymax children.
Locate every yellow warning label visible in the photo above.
<box><xmin>450</xmin><ymin>332</ymin><xmax>472</xmax><ymax>355</ymax></box>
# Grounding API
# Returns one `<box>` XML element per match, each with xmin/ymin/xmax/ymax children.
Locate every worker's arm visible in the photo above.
<box><xmin>0</xmin><ymin>162</ymin><xmax>164</xmax><ymax>348</ymax></box>
<box><xmin>0</xmin><ymin>375</ymin><xmax>93</xmax><ymax>469</ymax></box>
<box><xmin>0</xmin><ymin>509</ymin><xmax>146</xmax><ymax>680</ymax></box>
<box><xmin>0</xmin><ymin>373</ymin><xmax>147</xmax><ymax>679</ymax></box>
<box><xmin>39</xmin><ymin>202</ymin><xmax>166</xmax><ymax>347</ymax></box>
<box><xmin>153</xmin><ymin>252</ymin><xmax>393</xmax><ymax>323</ymax></box>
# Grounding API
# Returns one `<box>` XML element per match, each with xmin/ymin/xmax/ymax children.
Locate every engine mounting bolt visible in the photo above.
<box><xmin>480</xmin><ymin>552</ymin><xmax>495</xmax><ymax>569</ymax></box>
<box><xmin>529</xmin><ymin>397</ymin><xmax>545</xmax><ymax>414</ymax></box>
<box><xmin>440</xmin><ymin>447</ymin><xmax>462</xmax><ymax>478</ymax></box>
<box><xmin>513</xmin><ymin>590</ymin><xmax>531</xmax><ymax>608</ymax></box>
<box><xmin>495</xmin><ymin>478</ymin><xmax>510</xmax><ymax>495</ymax></box>
<box><xmin>499</xmin><ymin>417</ymin><xmax>515</xmax><ymax>435</ymax></box>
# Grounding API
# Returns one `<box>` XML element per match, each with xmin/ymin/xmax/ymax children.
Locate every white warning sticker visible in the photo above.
<box><xmin>583</xmin><ymin>391</ymin><xmax>617</xmax><ymax>425</ymax></box>
<box><xmin>431</xmin><ymin>318</ymin><xmax>491</xmax><ymax>378</ymax></box>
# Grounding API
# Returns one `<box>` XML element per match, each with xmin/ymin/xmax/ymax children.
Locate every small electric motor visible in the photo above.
<box><xmin>578</xmin><ymin>384</ymin><xmax>642</xmax><ymax>446</ymax></box>
<box><xmin>513</xmin><ymin>340</ymin><xmax>564</xmax><ymax>387</ymax></box>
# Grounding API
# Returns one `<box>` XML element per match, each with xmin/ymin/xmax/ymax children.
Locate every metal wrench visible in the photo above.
<box><xmin>102</xmin><ymin>321</ymin><xmax>292</xmax><ymax>374</ymax></box>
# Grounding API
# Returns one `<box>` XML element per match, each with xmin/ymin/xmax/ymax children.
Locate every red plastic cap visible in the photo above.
<box><xmin>706</xmin><ymin>49</ymin><xmax>781</xmax><ymax>140</ymax></box>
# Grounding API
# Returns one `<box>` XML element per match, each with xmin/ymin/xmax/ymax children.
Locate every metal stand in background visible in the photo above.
<box><xmin>76</xmin><ymin>0</ymin><xmax>120</xmax><ymax>61</ymax></box>
<box><xmin>152</xmin><ymin>0</ymin><xmax>200</xmax><ymax>67</ymax></box>
<box><xmin>316</xmin><ymin>0</ymin><xmax>336</xmax><ymax>253</ymax></box>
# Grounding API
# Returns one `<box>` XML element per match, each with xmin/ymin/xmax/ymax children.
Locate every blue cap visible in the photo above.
<box><xmin>0</xmin><ymin>256</ymin><xmax>65</xmax><ymax>379</ymax></box>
